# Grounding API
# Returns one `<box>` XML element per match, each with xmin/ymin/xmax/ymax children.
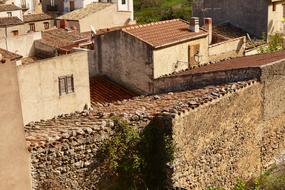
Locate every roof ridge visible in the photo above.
<box><xmin>124</xmin><ymin>19</ymin><xmax>180</xmax><ymax>31</ymax></box>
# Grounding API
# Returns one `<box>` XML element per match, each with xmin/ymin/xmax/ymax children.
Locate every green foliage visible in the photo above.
<box><xmin>258</xmin><ymin>33</ymin><xmax>284</xmax><ymax>53</ymax></box>
<box><xmin>134</xmin><ymin>0</ymin><xmax>193</xmax><ymax>23</ymax></box>
<box><xmin>98</xmin><ymin>117</ymin><xmax>174</xmax><ymax>189</ymax></box>
<box><xmin>234</xmin><ymin>179</ymin><xmax>246</xmax><ymax>190</ymax></box>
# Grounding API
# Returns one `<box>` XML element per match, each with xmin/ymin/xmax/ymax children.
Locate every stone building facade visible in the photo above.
<box><xmin>95</xmin><ymin>19</ymin><xmax>210</xmax><ymax>94</ymax></box>
<box><xmin>193</xmin><ymin>0</ymin><xmax>285</xmax><ymax>37</ymax></box>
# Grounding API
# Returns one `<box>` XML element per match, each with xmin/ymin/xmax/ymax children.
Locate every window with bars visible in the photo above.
<box><xmin>58</xmin><ymin>75</ymin><xmax>74</xmax><ymax>96</ymax></box>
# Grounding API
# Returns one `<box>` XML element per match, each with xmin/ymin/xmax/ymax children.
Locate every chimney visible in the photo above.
<box><xmin>204</xmin><ymin>17</ymin><xmax>213</xmax><ymax>44</ymax></box>
<box><xmin>189</xmin><ymin>17</ymin><xmax>200</xmax><ymax>33</ymax></box>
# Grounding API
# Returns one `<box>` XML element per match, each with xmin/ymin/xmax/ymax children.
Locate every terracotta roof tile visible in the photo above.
<box><xmin>174</xmin><ymin>50</ymin><xmax>285</xmax><ymax>76</ymax></box>
<box><xmin>57</xmin><ymin>3</ymin><xmax>112</xmax><ymax>20</ymax></box>
<box><xmin>0</xmin><ymin>48</ymin><xmax>22</xmax><ymax>61</ymax></box>
<box><xmin>0</xmin><ymin>4</ymin><xmax>21</xmax><ymax>12</ymax></box>
<box><xmin>0</xmin><ymin>16</ymin><xmax>23</xmax><ymax>27</ymax></box>
<box><xmin>90</xmin><ymin>76</ymin><xmax>137</xmax><ymax>104</ymax></box>
<box><xmin>123</xmin><ymin>19</ymin><xmax>208</xmax><ymax>48</ymax></box>
<box><xmin>23</xmin><ymin>13</ymin><xmax>53</xmax><ymax>23</ymax></box>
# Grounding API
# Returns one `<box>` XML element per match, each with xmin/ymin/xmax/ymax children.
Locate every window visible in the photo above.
<box><xmin>50</xmin><ymin>0</ymin><xmax>55</xmax><ymax>6</ymax></box>
<box><xmin>273</xmin><ymin>2</ymin><xmax>277</xmax><ymax>11</ymax></box>
<box><xmin>29</xmin><ymin>23</ymin><xmax>35</xmax><ymax>32</ymax></box>
<box><xmin>122</xmin><ymin>0</ymin><xmax>126</xmax><ymax>4</ymax></box>
<box><xmin>58</xmin><ymin>75</ymin><xmax>74</xmax><ymax>96</ymax></box>
<box><xmin>7</xmin><ymin>12</ymin><xmax>12</xmax><ymax>17</ymax></box>
<box><xmin>11</xmin><ymin>30</ymin><xmax>19</xmax><ymax>36</ymax></box>
<box><xmin>44</xmin><ymin>22</ymin><xmax>49</xmax><ymax>30</ymax></box>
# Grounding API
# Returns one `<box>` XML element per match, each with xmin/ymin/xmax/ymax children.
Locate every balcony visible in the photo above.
<box><xmin>47</xmin><ymin>5</ymin><xmax>58</xmax><ymax>12</ymax></box>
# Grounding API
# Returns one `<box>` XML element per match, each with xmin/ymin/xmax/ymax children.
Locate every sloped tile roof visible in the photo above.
<box><xmin>123</xmin><ymin>19</ymin><xmax>208</xmax><ymax>48</ymax></box>
<box><xmin>0</xmin><ymin>16</ymin><xmax>23</xmax><ymax>27</ymax></box>
<box><xmin>23</xmin><ymin>13</ymin><xmax>53</xmax><ymax>23</ymax></box>
<box><xmin>57</xmin><ymin>3</ymin><xmax>112</xmax><ymax>20</ymax></box>
<box><xmin>90</xmin><ymin>76</ymin><xmax>137</xmax><ymax>104</ymax></box>
<box><xmin>0</xmin><ymin>4</ymin><xmax>21</xmax><ymax>12</ymax></box>
<box><xmin>0</xmin><ymin>48</ymin><xmax>22</xmax><ymax>61</ymax></box>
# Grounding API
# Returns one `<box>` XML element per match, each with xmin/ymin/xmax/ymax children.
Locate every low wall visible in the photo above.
<box><xmin>209</xmin><ymin>37</ymin><xmax>246</xmax><ymax>62</ymax></box>
<box><xmin>17</xmin><ymin>51</ymin><xmax>91</xmax><ymax>125</ymax></box>
<box><xmin>153</xmin><ymin>67</ymin><xmax>260</xmax><ymax>94</ymax></box>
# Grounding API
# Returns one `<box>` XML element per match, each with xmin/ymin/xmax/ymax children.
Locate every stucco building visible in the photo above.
<box><xmin>94</xmin><ymin>19</ymin><xmax>210</xmax><ymax>94</ymax></box>
<box><xmin>5</xmin><ymin>0</ymin><xmax>42</xmax><ymax>14</ymax></box>
<box><xmin>193</xmin><ymin>0</ymin><xmax>285</xmax><ymax>38</ymax></box>
<box><xmin>0</xmin><ymin>59</ymin><xmax>32</xmax><ymax>190</ymax></box>
<box><xmin>56</xmin><ymin>1</ymin><xmax>134</xmax><ymax>32</ymax></box>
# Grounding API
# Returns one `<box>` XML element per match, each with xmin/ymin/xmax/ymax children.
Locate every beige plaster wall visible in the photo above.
<box><xmin>209</xmin><ymin>37</ymin><xmax>246</xmax><ymax>61</ymax></box>
<box><xmin>0</xmin><ymin>32</ymin><xmax>42</xmax><ymax>57</ymax></box>
<box><xmin>17</xmin><ymin>51</ymin><xmax>91</xmax><ymax>124</ymax></box>
<box><xmin>0</xmin><ymin>61</ymin><xmax>32</xmax><ymax>190</ymax></box>
<box><xmin>153</xmin><ymin>36</ymin><xmax>209</xmax><ymax>79</ymax></box>
<box><xmin>79</xmin><ymin>4</ymin><xmax>133</xmax><ymax>32</ymax></box>
<box><xmin>268</xmin><ymin>1</ymin><xmax>285</xmax><ymax>34</ymax></box>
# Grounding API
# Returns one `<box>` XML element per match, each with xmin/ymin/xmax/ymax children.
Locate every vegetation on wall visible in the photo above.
<box><xmin>134</xmin><ymin>0</ymin><xmax>194</xmax><ymax>23</ymax></box>
<box><xmin>97</xmin><ymin>117</ymin><xmax>174</xmax><ymax>189</ymax></box>
<box><xmin>258</xmin><ymin>33</ymin><xmax>284</xmax><ymax>53</ymax></box>
<box><xmin>206</xmin><ymin>163</ymin><xmax>285</xmax><ymax>190</ymax></box>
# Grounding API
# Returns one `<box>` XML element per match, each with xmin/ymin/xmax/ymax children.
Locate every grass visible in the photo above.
<box><xmin>134</xmin><ymin>0</ymin><xmax>193</xmax><ymax>23</ymax></box>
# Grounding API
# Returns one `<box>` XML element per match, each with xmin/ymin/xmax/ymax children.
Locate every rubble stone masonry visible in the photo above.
<box><xmin>25</xmin><ymin>60</ymin><xmax>285</xmax><ymax>189</ymax></box>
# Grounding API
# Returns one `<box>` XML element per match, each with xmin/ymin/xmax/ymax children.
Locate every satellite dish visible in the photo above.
<box><xmin>90</xmin><ymin>25</ymin><xmax>96</xmax><ymax>34</ymax></box>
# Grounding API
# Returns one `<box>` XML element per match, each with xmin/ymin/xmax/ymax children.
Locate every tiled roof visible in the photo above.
<box><xmin>122</xmin><ymin>19</ymin><xmax>208</xmax><ymax>48</ymax></box>
<box><xmin>57</xmin><ymin>3</ymin><xmax>112</xmax><ymax>20</ymax></box>
<box><xmin>39</xmin><ymin>29</ymin><xmax>89</xmax><ymax>49</ymax></box>
<box><xmin>0</xmin><ymin>16</ymin><xmax>23</xmax><ymax>27</ymax></box>
<box><xmin>0</xmin><ymin>4</ymin><xmax>21</xmax><ymax>12</ymax></box>
<box><xmin>174</xmin><ymin>50</ymin><xmax>285</xmax><ymax>76</ymax></box>
<box><xmin>90</xmin><ymin>76</ymin><xmax>137</xmax><ymax>104</ymax></box>
<box><xmin>0</xmin><ymin>48</ymin><xmax>22</xmax><ymax>61</ymax></box>
<box><xmin>23</xmin><ymin>13</ymin><xmax>53</xmax><ymax>23</ymax></box>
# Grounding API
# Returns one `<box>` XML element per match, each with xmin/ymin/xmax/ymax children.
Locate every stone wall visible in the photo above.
<box><xmin>153</xmin><ymin>67</ymin><xmax>260</xmax><ymax>94</ymax></box>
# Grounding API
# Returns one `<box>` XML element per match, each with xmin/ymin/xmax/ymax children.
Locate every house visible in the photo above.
<box><xmin>56</xmin><ymin>1</ymin><xmax>134</xmax><ymax>32</ymax></box>
<box><xmin>0</xmin><ymin>59</ymin><xmax>32</xmax><ymax>190</ymax></box>
<box><xmin>34</xmin><ymin>28</ymin><xmax>92</xmax><ymax>58</ymax></box>
<box><xmin>193</xmin><ymin>0</ymin><xmax>285</xmax><ymax>38</ymax></box>
<box><xmin>0</xmin><ymin>4</ymin><xmax>54</xmax><ymax>38</ymax></box>
<box><xmin>16</xmin><ymin>50</ymin><xmax>92</xmax><ymax>125</ymax></box>
<box><xmin>5</xmin><ymin>0</ymin><xmax>42</xmax><ymax>14</ymax></box>
<box><xmin>94</xmin><ymin>19</ymin><xmax>210</xmax><ymax>94</ymax></box>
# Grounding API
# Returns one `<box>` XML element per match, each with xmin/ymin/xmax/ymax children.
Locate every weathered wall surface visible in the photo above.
<box><xmin>17</xmin><ymin>51</ymin><xmax>91</xmax><ymax>125</ymax></box>
<box><xmin>267</xmin><ymin>1</ymin><xmax>285</xmax><ymax>35</ymax></box>
<box><xmin>0</xmin><ymin>32</ymin><xmax>42</xmax><ymax>57</ymax></box>
<box><xmin>209</xmin><ymin>37</ymin><xmax>246</xmax><ymax>61</ymax></box>
<box><xmin>153</xmin><ymin>36</ymin><xmax>209</xmax><ymax>79</ymax></box>
<box><xmin>96</xmin><ymin>30</ymin><xmax>154</xmax><ymax>94</ymax></box>
<box><xmin>0</xmin><ymin>62</ymin><xmax>32</xmax><ymax>190</ymax></box>
<box><xmin>168</xmin><ymin>83</ymin><xmax>263</xmax><ymax>189</ymax></box>
<box><xmin>192</xmin><ymin>0</ymin><xmax>268</xmax><ymax>37</ymax></box>
<box><xmin>79</xmin><ymin>4</ymin><xmax>133</xmax><ymax>32</ymax></box>
<box><xmin>153</xmin><ymin>67</ymin><xmax>260</xmax><ymax>94</ymax></box>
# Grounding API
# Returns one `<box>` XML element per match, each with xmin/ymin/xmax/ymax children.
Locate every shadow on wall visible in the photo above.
<box><xmin>81</xmin><ymin>118</ymin><xmax>175</xmax><ymax>189</ymax></box>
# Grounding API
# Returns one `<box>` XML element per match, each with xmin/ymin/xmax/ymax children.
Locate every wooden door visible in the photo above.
<box><xmin>70</xmin><ymin>1</ymin><xmax>75</xmax><ymax>11</ymax></box>
<box><xmin>188</xmin><ymin>44</ymin><xmax>200</xmax><ymax>67</ymax></box>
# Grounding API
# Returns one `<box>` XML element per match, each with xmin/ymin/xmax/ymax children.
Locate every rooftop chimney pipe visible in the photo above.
<box><xmin>204</xmin><ymin>17</ymin><xmax>212</xmax><ymax>44</ymax></box>
<box><xmin>190</xmin><ymin>17</ymin><xmax>200</xmax><ymax>33</ymax></box>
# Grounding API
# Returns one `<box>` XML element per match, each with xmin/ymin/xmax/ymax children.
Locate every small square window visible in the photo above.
<box><xmin>59</xmin><ymin>75</ymin><xmax>74</xmax><ymax>96</ymax></box>
<box><xmin>44</xmin><ymin>22</ymin><xmax>49</xmax><ymax>30</ymax></box>
<box><xmin>122</xmin><ymin>0</ymin><xmax>126</xmax><ymax>5</ymax></box>
<box><xmin>11</xmin><ymin>30</ymin><xmax>19</xmax><ymax>36</ymax></box>
<box><xmin>29</xmin><ymin>23</ymin><xmax>36</xmax><ymax>32</ymax></box>
<box><xmin>7</xmin><ymin>12</ymin><xmax>12</xmax><ymax>17</ymax></box>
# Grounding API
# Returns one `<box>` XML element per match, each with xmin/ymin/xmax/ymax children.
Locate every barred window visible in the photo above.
<box><xmin>58</xmin><ymin>75</ymin><xmax>74</xmax><ymax>96</ymax></box>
